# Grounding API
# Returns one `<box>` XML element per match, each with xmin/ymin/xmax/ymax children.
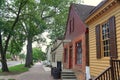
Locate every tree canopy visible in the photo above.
<box><xmin>33</xmin><ymin>48</ymin><xmax>46</xmax><ymax>62</ymax></box>
<box><xmin>0</xmin><ymin>0</ymin><xmax>76</xmax><ymax>71</ymax></box>
<box><xmin>47</xmin><ymin>0</ymin><xmax>75</xmax><ymax>41</ymax></box>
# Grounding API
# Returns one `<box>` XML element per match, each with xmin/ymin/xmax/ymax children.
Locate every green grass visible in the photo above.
<box><xmin>0</xmin><ymin>64</ymin><xmax>29</xmax><ymax>75</ymax></box>
<box><xmin>9</xmin><ymin>64</ymin><xmax>28</xmax><ymax>72</ymax></box>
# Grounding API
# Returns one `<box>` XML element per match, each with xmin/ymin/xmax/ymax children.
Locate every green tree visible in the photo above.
<box><xmin>19</xmin><ymin>53</ymin><xmax>26</xmax><ymax>60</ymax></box>
<box><xmin>6</xmin><ymin>53</ymin><xmax>11</xmax><ymax>60</ymax></box>
<box><xmin>8</xmin><ymin>32</ymin><xmax>25</xmax><ymax>60</ymax></box>
<box><xmin>0</xmin><ymin>0</ymin><xmax>28</xmax><ymax>72</ymax></box>
<box><xmin>0</xmin><ymin>0</ymin><xmax>75</xmax><ymax>71</ymax></box>
<box><xmin>20</xmin><ymin>0</ymin><xmax>75</xmax><ymax>67</ymax></box>
<box><xmin>33</xmin><ymin>48</ymin><xmax>46</xmax><ymax>62</ymax></box>
<box><xmin>47</xmin><ymin>0</ymin><xmax>75</xmax><ymax>41</ymax></box>
<box><xmin>20</xmin><ymin>0</ymin><xmax>47</xmax><ymax>67</ymax></box>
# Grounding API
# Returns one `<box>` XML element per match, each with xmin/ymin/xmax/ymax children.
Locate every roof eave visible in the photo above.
<box><xmin>85</xmin><ymin>0</ymin><xmax>119</xmax><ymax>24</ymax></box>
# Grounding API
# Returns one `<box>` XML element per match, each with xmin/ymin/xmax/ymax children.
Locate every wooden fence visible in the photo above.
<box><xmin>90</xmin><ymin>59</ymin><xmax>120</xmax><ymax>80</ymax></box>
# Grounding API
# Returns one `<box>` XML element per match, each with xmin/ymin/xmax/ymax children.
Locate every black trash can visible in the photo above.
<box><xmin>57</xmin><ymin>61</ymin><xmax>61</xmax><ymax>71</ymax></box>
<box><xmin>52</xmin><ymin>67</ymin><xmax>61</xmax><ymax>79</ymax></box>
<box><xmin>51</xmin><ymin>67</ymin><xmax>56</xmax><ymax>76</ymax></box>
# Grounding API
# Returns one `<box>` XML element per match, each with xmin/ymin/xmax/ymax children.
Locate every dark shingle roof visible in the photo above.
<box><xmin>73</xmin><ymin>4</ymin><xmax>95</xmax><ymax>21</ymax></box>
<box><xmin>89</xmin><ymin>0</ymin><xmax>107</xmax><ymax>15</ymax></box>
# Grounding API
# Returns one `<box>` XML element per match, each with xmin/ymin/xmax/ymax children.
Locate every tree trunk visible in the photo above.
<box><xmin>1</xmin><ymin>54</ymin><xmax>9</xmax><ymax>72</ymax></box>
<box><xmin>0</xmin><ymin>31</ymin><xmax>9</xmax><ymax>72</ymax></box>
<box><xmin>25</xmin><ymin>36</ymin><xmax>33</xmax><ymax>67</ymax></box>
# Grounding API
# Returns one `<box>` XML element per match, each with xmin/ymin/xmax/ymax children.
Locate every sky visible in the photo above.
<box><xmin>77</xmin><ymin>0</ymin><xmax>103</xmax><ymax>6</ymax></box>
<box><xmin>32</xmin><ymin>32</ymin><xmax>51</xmax><ymax>52</ymax></box>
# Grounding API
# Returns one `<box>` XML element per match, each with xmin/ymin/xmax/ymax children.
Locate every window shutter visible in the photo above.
<box><xmin>109</xmin><ymin>16</ymin><xmax>118</xmax><ymax>58</ymax></box>
<box><xmin>96</xmin><ymin>24</ymin><xmax>101</xmax><ymax>59</ymax></box>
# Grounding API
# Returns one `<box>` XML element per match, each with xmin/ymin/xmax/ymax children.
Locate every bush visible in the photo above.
<box><xmin>6</xmin><ymin>53</ymin><xmax>11</xmax><ymax>59</ymax></box>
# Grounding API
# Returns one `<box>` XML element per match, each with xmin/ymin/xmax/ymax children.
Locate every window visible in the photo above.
<box><xmin>52</xmin><ymin>54</ymin><xmax>55</xmax><ymax>62</ymax></box>
<box><xmin>64</xmin><ymin>48</ymin><xmax>68</xmax><ymax>63</ymax></box>
<box><xmin>101</xmin><ymin>22</ymin><xmax>110</xmax><ymax>57</ymax></box>
<box><xmin>70</xmin><ymin>20</ymin><xmax>72</xmax><ymax>33</ymax></box>
<box><xmin>76</xmin><ymin>41</ymin><xmax>82</xmax><ymax>64</ymax></box>
<box><xmin>69</xmin><ymin>18</ymin><xmax>74</xmax><ymax>33</ymax></box>
<box><xmin>96</xmin><ymin>16</ymin><xmax>117</xmax><ymax>59</ymax></box>
<box><xmin>69</xmin><ymin>46</ymin><xmax>73</xmax><ymax>61</ymax></box>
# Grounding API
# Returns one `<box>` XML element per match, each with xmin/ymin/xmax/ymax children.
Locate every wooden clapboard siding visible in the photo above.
<box><xmin>51</xmin><ymin>39</ymin><xmax>64</xmax><ymax>67</ymax></box>
<box><xmin>116</xmin><ymin>6</ymin><xmax>120</xmax><ymax>59</ymax></box>
<box><xmin>55</xmin><ymin>40</ymin><xmax>64</xmax><ymax>62</ymax></box>
<box><xmin>116</xmin><ymin>8</ymin><xmax>120</xmax><ymax>60</ymax></box>
<box><xmin>88</xmin><ymin>2</ymin><xmax>120</xmax><ymax>77</ymax></box>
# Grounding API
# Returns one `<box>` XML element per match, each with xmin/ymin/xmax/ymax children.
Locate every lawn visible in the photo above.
<box><xmin>9</xmin><ymin>64</ymin><xmax>28</xmax><ymax>72</ymax></box>
<box><xmin>0</xmin><ymin>64</ymin><xmax>29</xmax><ymax>75</ymax></box>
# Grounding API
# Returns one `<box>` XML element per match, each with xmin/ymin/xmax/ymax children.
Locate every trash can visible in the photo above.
<box><xmin>57</xmin><ymin>61</ymin><xmax>61</xmax><ymax>71</ymax></box>
<box><xmin>51</xmin><ymin>67</ymin><xmax>56</xmax><ymax>76</ymax></box>
<box><xmin>52</xmin><ymin>67</ymin><xmax>61</xmax><ymax>79</ymax></box>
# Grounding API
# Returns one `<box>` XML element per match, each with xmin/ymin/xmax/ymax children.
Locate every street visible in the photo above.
<box><xmin>0</xmin><ymin>61</ymin><xmax>22</xmax><ymax>68</ymax></box>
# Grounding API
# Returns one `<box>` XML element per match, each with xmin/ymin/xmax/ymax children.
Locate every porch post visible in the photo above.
<box><xmin>110</xmin><ymin>57</ymin><xmax>114</xmax><ymax>80</ymax></box>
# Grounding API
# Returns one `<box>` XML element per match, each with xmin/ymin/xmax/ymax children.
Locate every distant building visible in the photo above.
<box><xmin>46</xmin><ymin>45</ymin><xmax>52</xmax><ymax>62</ymax></box>
<box><xmin>51</xmin><ymin>38</ymin><xmax>64</xmax><ymax>67</ymax></box>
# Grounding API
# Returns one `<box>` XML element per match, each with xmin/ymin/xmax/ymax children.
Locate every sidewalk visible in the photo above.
<box><xmin>0</xmin><ymin>63</ymin><xmax>58</xmax><ymax>80</ymax></box>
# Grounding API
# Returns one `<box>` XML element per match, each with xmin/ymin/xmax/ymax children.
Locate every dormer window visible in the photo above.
<box><xmin>69</xmin><ymin>18</ymin><xmax>74</xmax><ymax>33</ymax></box>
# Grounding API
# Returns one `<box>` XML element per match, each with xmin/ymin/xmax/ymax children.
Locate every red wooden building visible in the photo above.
<box><xmin>63</xmin><ymin>4</ymin><xmax>94</xmax><ymax>80</ymax></box>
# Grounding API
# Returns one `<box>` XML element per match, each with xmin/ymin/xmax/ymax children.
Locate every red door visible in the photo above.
<box><xmin>69</xmin><ymin>46</ymin><xmax>73</xmax><ymax>69</ymax></box>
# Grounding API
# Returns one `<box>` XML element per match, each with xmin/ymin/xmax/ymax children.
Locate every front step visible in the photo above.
<box><xmin>61</xmin><ymin>69</ymin><xmax>77</xmax><ymax>80</ymax></box>
<box><xmin>62</xmin><ymin>74</ymin><xmax>76</xmax><ymax>76</ymax></box>
<box><xmin>62</xmin><ymin>76</ymin><xmax>76</xmax><ymax>79</ymax></box>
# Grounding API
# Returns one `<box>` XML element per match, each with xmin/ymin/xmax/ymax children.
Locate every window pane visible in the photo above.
<box><xmin>102</xmin><ymin>22</ymin><xmax>110</xmax><ymax>57</ymax></box>
<box><xmin>106</xmin><ymin>40</ymin><xmax>108</xmax><ymax>45</ymax></box>
<box><xmin>76</xmin><ymin>42</ymin><xmax>82</xmax><ymax>64</ymax></box>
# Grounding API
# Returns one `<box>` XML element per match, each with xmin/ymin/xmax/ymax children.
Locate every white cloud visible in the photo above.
<box><xmin>40</xmin><ymin>32</ymin><xmax>51</xmax><ymax>52</ymax></box>
<box><xmin>77</xmin><ymin>0</ymin><xmax>103</xmax><ymax>6</ymax></box>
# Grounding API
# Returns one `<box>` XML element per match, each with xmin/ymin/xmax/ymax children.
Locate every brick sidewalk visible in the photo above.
<box><xmin>0</xmin><ymin>63</ymin><xmax>59</xmax><ymax>80</ymax></box>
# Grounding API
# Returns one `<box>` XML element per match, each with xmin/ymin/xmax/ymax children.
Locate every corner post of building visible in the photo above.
<box><xmin>110</xmin><ymin>57</ymin><xmax>114</xmax><ymax>80</ymax></box>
